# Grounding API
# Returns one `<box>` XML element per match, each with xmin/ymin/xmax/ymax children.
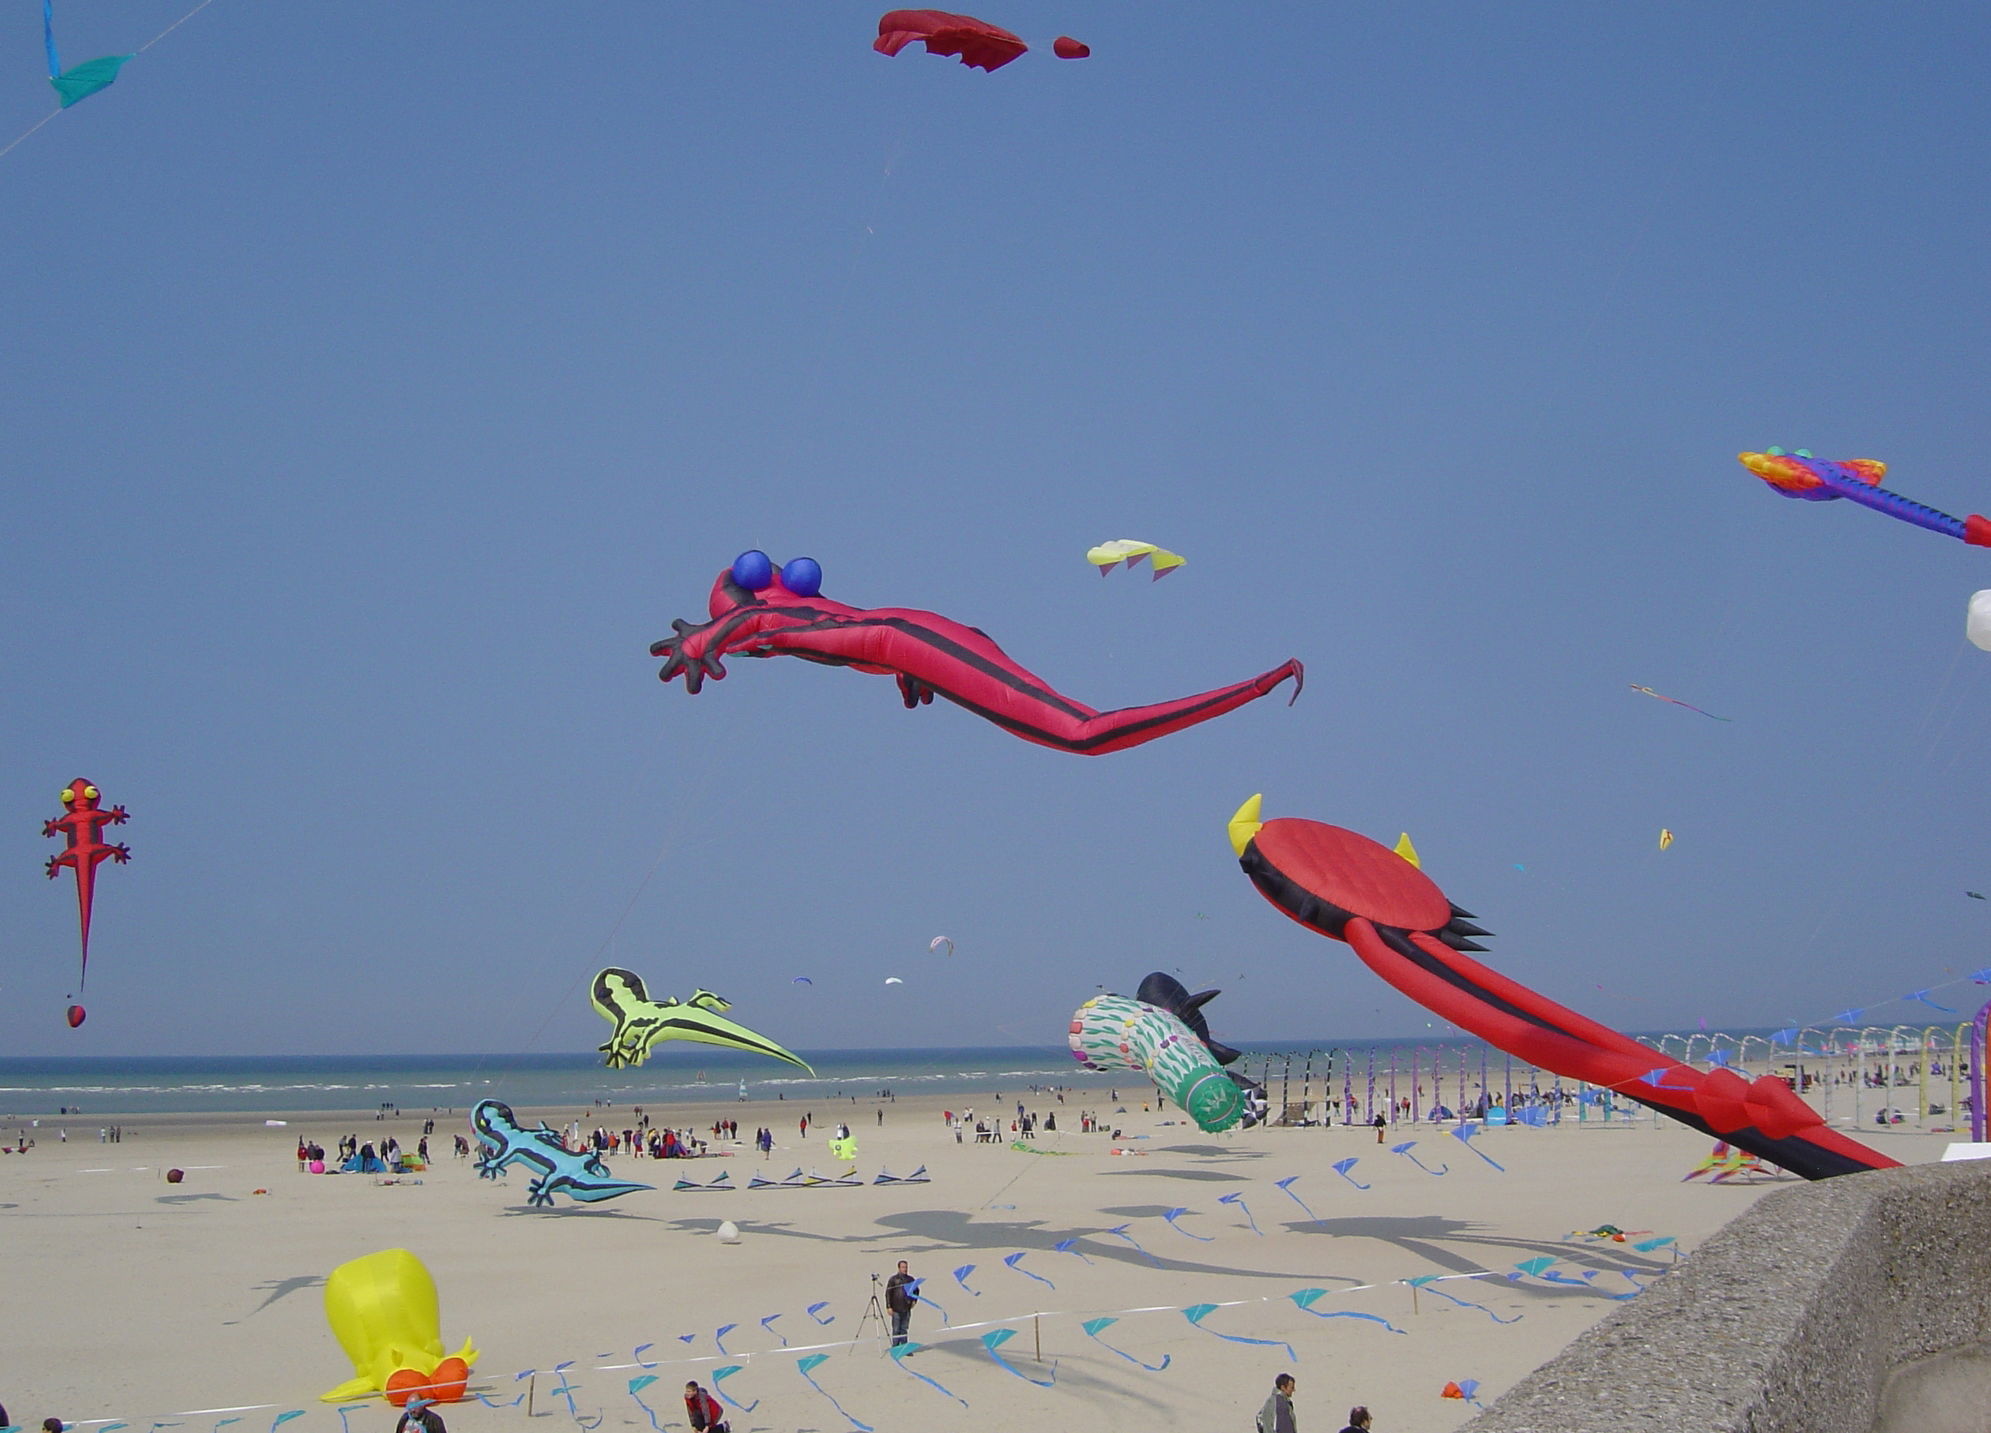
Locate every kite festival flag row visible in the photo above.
<box><xmin>56</xmin><ymin>1241</ymin><xmax>1682</xmax><ymax>1433</ymax></box>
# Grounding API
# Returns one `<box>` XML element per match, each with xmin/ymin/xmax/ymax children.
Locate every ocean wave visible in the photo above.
<box><xmin>0</xmin><ymin>1083</ymin><xmax>364</xmax><ymax>1095</ymax></box>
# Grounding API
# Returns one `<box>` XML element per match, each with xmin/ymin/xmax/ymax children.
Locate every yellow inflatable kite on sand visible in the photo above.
<box><xmin>321</xmin><ymin>1248</ymin><xmax>478</xmax><ymax>1404</ymax></box>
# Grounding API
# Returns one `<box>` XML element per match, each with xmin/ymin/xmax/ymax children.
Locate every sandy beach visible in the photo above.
<box><xmin>0</xmin><ymin>1088</ymin><xmax>1957</xmax><ymax>1433</ymax></box>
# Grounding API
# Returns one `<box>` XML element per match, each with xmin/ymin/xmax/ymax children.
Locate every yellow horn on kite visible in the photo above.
<box><xmin>1227</xmin><ymin>794</ymin><xmax>1264</xmax><ymax>857</ymax></box>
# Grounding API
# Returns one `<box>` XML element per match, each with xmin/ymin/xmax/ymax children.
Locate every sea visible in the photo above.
<box><xmin>0</xmin><ymin>1033</ymin><xmax>1774</xmax><ymax>1118</ymax></box>
<box><xmin>0</xmin><ymin>1042</ymin><xmax>1529</xmax><ymax>1122</ymax></box>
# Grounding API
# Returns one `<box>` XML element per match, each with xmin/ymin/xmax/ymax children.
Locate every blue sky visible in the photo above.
<box><xmin>4</xmin><ymin>4</ymin><xmax>1990</xmax><ymax>1056</ymax></box>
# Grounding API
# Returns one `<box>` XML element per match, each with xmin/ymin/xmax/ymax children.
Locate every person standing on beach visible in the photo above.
<box><xmin>1257</xmin><ymin>1374</ymin><xmax>1298</xmax><ymax>1433</ymax></box>
<box><xmin>885</xmin><ymin>1260</ymin><xmax>918</xmax><ymax>1348</ymax></box>
<box><xmin>1337</xmin><ymin>1406</ymin><xmax>1372</xmax><ymax>1433</ymax></box>
<box><xmin>682</xmin><ymin>1380</ymin><xmax>727</xmax><ymax>1433</ymax></box>
<box><xmin>1373</xmin><ymin>1112</ymin><xmax>1387</xmax><ymax>1144</ymax></box>
<box><xmin>395</xmin><ymin>1400</ymin><xmax>445</xmax><ymax>1433</ymax></box>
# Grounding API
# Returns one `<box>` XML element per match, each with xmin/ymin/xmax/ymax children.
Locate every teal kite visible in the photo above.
<box><xmin>42</xmin><ymin>1</ymin><xmax>133</xmax><ymax>108</ymax></box>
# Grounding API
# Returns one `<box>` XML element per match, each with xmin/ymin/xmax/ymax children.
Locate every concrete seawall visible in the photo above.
<box><xmin>1464</xmin><ymin>1159</ymin><xmax>1991</xmax><ymax>1433</ymax></box>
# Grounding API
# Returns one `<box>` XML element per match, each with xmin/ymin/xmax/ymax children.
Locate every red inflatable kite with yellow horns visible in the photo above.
<box><xmin>1227</xmin><ymin>795</ymin><xmax>1898</xmax><ymax>1182</ymax></box>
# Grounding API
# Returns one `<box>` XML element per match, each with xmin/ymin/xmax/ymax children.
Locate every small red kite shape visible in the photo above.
<box><xmin>875</xmin><ymin>10</ymin><xmax>1087</xmax><ymax>71</ymax></box>
<box><xmin>44</xmin><ymin>778</ymin><xmax>130</xmax><ymax>991</ymax></box>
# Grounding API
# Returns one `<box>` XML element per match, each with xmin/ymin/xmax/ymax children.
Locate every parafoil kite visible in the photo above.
<box><xmin>652</xmin><ymin>553</ymin><xmax>1302</xmax><ymax>755</ymax></box>
<box><xmin>1225</xmin><ymin>795</ymin><xmax>1900</xmax><ymax>1181</ymax></box>
<box><xmin>1968</xmin><ymin>592</ymin><xmax>1991</xmax><ymax>652</ymax></box>
<box><xmin>928</xmin><ymin>936</ymin><xmax>954</xmax><ymax>956</ymax></box>
<box><xmin>1087</xmin><ymin>540</ymin><xmax>1186</xmax><ymax>579</ymax></box>
<box><xmin>1629</xmin><ymin>684</ymin><xmax>1730</xmax><ymax>721</ymax></box>
<box><xmin>885</xmin><ymin>976</ymin><xmax>905</xmax><ymax>985</ymax></box>
<box><xmin>43</xmin><ymin>778</ymin><xmax>130</xmax><ymax>1008</ymax></box>
<box><xmin>40</xmin><ymin>1</ymin><xmax>133</xmax><ymax>108</ymax></box>
<box><xmin>591</xmin><ymin>969</ymin><xmax>813</xmax><ymax>1073</ymax></box>
<box><xmin>1739</xmin><ymin>449</ymin><xmax>1991</xmax><ymax>547</ymax></box>
<box><xmin>1657</xmin><ymin>829</ymin><xmax>1674</xmax><ymax>851</ymax></box>
<box><xmin>873</xmin><ymin>10</ymin><xmax>1088</xmax><ymax>71</ymax></box>
<box><xmin>1068</xmin><ymin>973</ymin><xmax>1262</xmax><ymax>1133</ymax></box>
<box><xmin>320</xmin><ymin>1249</ymin><xmax>477</xmax><ymax>1404</ymax></box>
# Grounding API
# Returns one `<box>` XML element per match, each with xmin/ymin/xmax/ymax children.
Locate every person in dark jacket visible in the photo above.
<box><xmin>394</xmin><ymin>1404</ymin><xmax>445</xmax><ymax>1433</ymax></box>
<box><xmin>884</xmin><ymin>1259</ymin><xmax>918</xmax><ymax>1347</ymax></box>
<box><xmin>683</xmin><ymin>1380</ymin><xmax>727</xmax><ymax>1433</ymax></box>
<box><xmin>1257</xmin><ymin>1374</ymin><xmax>1298</xmax><ymax>1433</ymax></box>
<box><xmin>1338</xmin><ymin>1407</ymin><xmax>1373</xmax><ymax>1432</ymax></box>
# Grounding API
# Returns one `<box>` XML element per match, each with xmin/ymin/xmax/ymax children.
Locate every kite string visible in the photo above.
<box><xmin>1772</xmin><ymin>637</ymin><xmax>1971</xmax><ymax>976</ymax></box>
<box><xmin>468</xmin><ymin>716</ymin><xmax>723</xmax><ymax>1092</ymax></box>
<box><xmin>0</xmin><ymin>109</ymin><xmax>60</xmax><ymax>163</ymax></box>
<box><xmin>975</xmin><ymin>1147</ymin><xmax>1047</xmax><ymax>1212</ymax></box>
<box><xmin>1561</xmin><ymin>40</ymin><xmax>1743</xmax><ymax>369</ymax></box>
<box><xmin>134</xmin><ymin>0</ymin><xmax>220</xmax><ymax>55</ymax></box>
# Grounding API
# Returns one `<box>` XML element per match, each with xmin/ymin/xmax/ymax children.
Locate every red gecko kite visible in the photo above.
<box><xmin>652</xmin><ymin>552</ymin><xmax>1302</xmax><ymax>756</ymax></box>
<box><xmin>1227</xmin><ymin>796</ymin><xmax>1898</xmax><ymax>1182</ymax></box>
<box><xmin>44</xmin><ymin>778</ymin><xmax>130</xmax><ymax>997</ymax></box>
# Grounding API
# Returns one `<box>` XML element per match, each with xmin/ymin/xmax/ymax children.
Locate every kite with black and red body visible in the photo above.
<box><xmin>652</xmin><ymin>552</ymin><xmax>1302</xmax><ymax>756</ymax></box>
<box><xmin>1228</xmin><ymin>797</ymin><xmax>1898</xmax><ymax>1182</ymax></box>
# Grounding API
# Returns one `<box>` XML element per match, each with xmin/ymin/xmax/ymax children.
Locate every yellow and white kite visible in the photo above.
<box><xmin>1658</xmin><ymin>829</ymin><xmax>1675</xmax><ymax>851</ymax></box>
<box><xmin>1087</xmin><ymin>539</ymin><xmax>1186</xmax><ymax>579</ymax></box>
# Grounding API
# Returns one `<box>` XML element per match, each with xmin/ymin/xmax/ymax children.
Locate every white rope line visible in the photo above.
<box><xmin>58</xmin><ymin>1257</ymin><xmax>1644</xmax><ymax>1425</ymax></box>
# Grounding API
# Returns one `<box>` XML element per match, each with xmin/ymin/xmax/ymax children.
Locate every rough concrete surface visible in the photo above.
<box><xmin>1462</xmin><ymin>1160</ymin><xmax>1991</xmax><ymax>1433</ymax></box>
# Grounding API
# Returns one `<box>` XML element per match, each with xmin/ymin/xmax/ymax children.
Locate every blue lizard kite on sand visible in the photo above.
<box><xmin>471</xmin><ymin>1099</ymin><xmax>653</xmax><ymax>1208</ymax></box>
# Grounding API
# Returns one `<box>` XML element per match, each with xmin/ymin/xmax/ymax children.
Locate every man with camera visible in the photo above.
<box><xmin>884</xmin><ymin>1259</ymin><xmax>918</xmax><ymax>1348</ymax></box>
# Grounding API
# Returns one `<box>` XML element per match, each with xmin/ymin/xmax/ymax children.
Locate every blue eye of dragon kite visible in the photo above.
<box><xmin>731</xmin><ymin>550</ymin><xmax>775</xmax><ymax>591</ymax></box>
<box><xmin>781</xmin><ymin>557</ymin><xmax>823</xmax><ymax>597</ymax></box>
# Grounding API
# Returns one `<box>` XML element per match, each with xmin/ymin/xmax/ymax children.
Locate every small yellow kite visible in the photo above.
<box><xmin>1658</xmin><ymin>829</ymin><xmax>1675</xmax><ymax>851</ymax></box>
<box><xmin>1087</xmin><ymin>539</ymin><xmax>1186</xmax><ymax>579</ymax></box>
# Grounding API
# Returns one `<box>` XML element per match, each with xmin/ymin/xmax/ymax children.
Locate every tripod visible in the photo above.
<box><xmin>854</xmin><ymin>1274</ymin><xmax>891</xmax><ymax>1351</ymax></box>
